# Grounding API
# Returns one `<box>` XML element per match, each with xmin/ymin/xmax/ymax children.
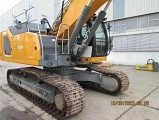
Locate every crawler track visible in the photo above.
<box><xmin>7</xmin><ymin>67</ymin><xmax>86</xmax><ymax>120</ymax></box>
<box><xmin>79</xmin><ymin>65</ymin><xmax>130</xmax><ymax>95</ymax></box>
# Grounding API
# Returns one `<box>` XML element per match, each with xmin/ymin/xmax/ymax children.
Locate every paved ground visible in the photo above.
<box><xmin>0</xmin><ymin>61</ymin><xmax>159</xmax><ymax>120</ymax></box>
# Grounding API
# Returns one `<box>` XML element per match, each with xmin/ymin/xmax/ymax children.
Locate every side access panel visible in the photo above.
<box><xmin>12</xmin><ymin>33</ymin><xmax>26</xmax><ymax>59</ymax></box>
<box><xmin>25</xmin><ymin>32</ymin><xmax>41</xmax><ymax>60</ymax></box>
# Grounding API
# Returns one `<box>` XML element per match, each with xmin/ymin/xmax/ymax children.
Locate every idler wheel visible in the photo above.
<box><xmin>55</xmin><ymin>93</ymin><xmax>66</xmax><ymax>111</ymax></box>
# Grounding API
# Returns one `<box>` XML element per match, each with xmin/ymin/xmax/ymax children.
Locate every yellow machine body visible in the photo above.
<box><xmin>0</xmin><ymin>29</ymin><xmax>41</xmax><ymax>66</ymax></box>
<box><xmin>0</xmin><ymin>29</ymin><xmax>107</xmax><ymax>65</ymax></box>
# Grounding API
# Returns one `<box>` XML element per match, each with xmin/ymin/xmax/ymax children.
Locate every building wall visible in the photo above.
<box><xmin>0</xmin><ymin>0</ymin><xmax>114</xmax><ymax>31</ymax></box>
<box><xmin>0</xmin><ymin>0</ymin><xmax>30</xmax><ymax>30</ymax></box>
<box><xmin>125</xmin><ymin>0</ymin><xmax>159</xmax><ymax>18</ymax></box>
<box><xmin>1</xmin><ymin>0</ymin><xmax>158</xmax><ymax>29</ymax></box>
<box><xmin>31</xmin><ymin>0</ymin><xmax>54</xmax><ymax>24</ymax></box>
<box><xmin>107</xmin><ymin>0</ymin><xmax>159</xmax><ymax>20</ymax></box>
<box><xmin>0</xmin><ymin>0</ymin><xmax>55</xmax><ymax>31</ymax></box>
<box><xmin>108</xmin><ymin>52</ymin><xmax>159</xmax><ymax>65</ymax></box>
<box><xmin>106</xmin><ymin>0</ymin><xmax>159</xmax><ymax>65</ymax></box>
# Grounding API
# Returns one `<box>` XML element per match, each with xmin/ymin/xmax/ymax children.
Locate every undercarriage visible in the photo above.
<box><xmin>7</xmin><ymin>65</ymin><xmax>129</xmax><ymax>119</ymax></box>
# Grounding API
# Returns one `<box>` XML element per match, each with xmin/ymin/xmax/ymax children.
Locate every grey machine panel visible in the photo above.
<box><xmin>10</xmin><ymin>73</ymin><xmax>55</xmax><ymax>103</ymax></box>
<box><xmin>9</xmin><ymin>22</ymin><xmax>47</xmax><ymax>35</ymax></box>
<box><xmin>40</xmin><ymin>35</ymin><xmax>71</xmax><ymax>67</ymax></box>
<box><xmin>3</xmin><ymin>36</ymin><xmax>11</xmax><ymax>55</ymax></box>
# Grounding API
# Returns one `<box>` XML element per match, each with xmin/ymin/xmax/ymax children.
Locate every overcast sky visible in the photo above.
<box><xmin>0</xmin><ymin>0</ymin><xmax>22</xmax><ymax>16</ymax></box>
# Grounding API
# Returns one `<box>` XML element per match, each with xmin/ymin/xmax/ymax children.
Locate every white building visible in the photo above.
<box><xmin>0</xmin><ymin>0</ymin><xmax>159</xmax><ymax>65</ymax></box>
<box><xmin>0</xmin><ymin>0</ymin><xmax>56</xmax><ymax>30</ymax></box>
<box><xmin>106</xmin><ymin>0</ymin><xmax>159</xmax><ymax>65</ymax></box>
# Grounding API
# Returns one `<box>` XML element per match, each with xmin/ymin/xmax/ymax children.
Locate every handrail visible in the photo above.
<box><xmin>55</xmin><ymin>23</ymin><xmax>70</xmax><ymax>60</ymax></box>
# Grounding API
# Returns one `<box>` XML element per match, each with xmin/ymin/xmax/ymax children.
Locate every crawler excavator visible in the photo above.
<box><xmin>0</xmin><ymin>0</ymin><xmax>129</xmax><ymax>119</ymax></box>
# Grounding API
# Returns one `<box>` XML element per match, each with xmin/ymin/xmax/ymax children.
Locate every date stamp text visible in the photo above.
<box><xmin>111</xmin><ymin>101</ymin><xmax>149</xmax><ymax>106</ymax></box>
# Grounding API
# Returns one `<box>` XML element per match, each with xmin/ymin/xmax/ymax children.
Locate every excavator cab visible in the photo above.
<box><xmin>76</xmin><ymin>17</ymin><xmax>111</xmax><ymax>63</ymax></box>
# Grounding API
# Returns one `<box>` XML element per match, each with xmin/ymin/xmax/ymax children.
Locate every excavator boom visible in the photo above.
<box><xmin>53</xmin><ymin>0</ymin><xmax>109</xmax><ymax>37</ymax></box>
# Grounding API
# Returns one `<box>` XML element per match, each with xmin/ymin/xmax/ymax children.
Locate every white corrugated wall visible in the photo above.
<box><xmin>0</xmin><ymin>0</ymin><xmax>55</xmax><ymax>31</ymax></box>
<box><xmin>31</xmin><ymin>0</ymin><xmax>54</xmax><ymax>24</ymax></box>
<box><xmin>107</xmin><ymin>52</ymin><xmax>159</xmax><ymax>65</ymax></box>
<box><xmin>107</xmin><ymin>0</ymin><xmax>159</xmax><ymax>65</ymax></box>
<box><xmin>14</xmin><ymin>0</ymin><xmax>29</xmax><ymax>23</ymax></box>
<box><xmin>125</xmin><ymin>0</ymin><xmax>159</xmax><ymax>17</ymax></box>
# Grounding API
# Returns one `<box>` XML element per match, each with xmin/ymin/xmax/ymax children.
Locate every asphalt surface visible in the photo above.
<box><xmin>0</xmin><ymin>61</ymin><xmax>158</xmax><ymax>120</ymax></box>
